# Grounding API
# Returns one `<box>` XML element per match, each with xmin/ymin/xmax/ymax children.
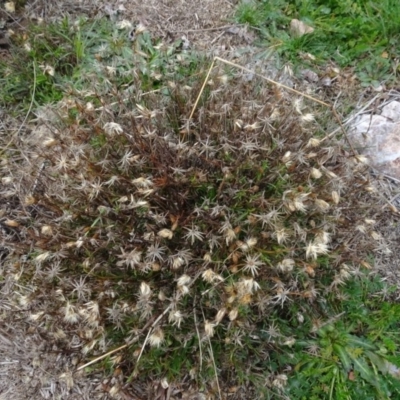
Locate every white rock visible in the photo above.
<box><xmin>381</xmin><ymin>101</ymin><xmax>400</xmax><ymax>122</ymax></box>
<box><xmin>349</xmin><ymin>101</ymin><xmax>400</xmax><ymax>178</ymax></box>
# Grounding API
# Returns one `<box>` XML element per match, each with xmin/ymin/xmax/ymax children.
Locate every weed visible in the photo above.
<box><xmin>286</xmin><ymin>274</ymin><xmax>400</xmax><ymax>399</ymax></box>
<box><xmin>1</xmin><ymin>14</ymin><xmax>399</xmax><ymax>399</ymax></box>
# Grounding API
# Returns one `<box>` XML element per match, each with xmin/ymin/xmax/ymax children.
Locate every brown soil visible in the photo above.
<box><xmin>23</xmin><ymin>0</ymin><xmax>251</xmax><ymax>49</ymax></box>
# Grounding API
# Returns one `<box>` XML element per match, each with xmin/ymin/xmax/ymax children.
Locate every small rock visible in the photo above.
<box><xmin>349</xmin><ymin>101</ymin><xmax>400</xmax><ymax>178</ymax></box>
<box><xmin>301</xmin><ymin>69</ymin><xmax>319</xmax><ymax>83</ymax></box>
<box><xmin>320</xmin><ymin>77</ymin><xmax>332</xmax><ymax>86</ymax></box>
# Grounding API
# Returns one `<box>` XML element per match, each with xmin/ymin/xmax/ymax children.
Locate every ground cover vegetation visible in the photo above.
<box><xmin>235</xmin><ymin>0</ymin><xmax>400</xmax><ymax>87</ymax></box>
<box><xmin>0</xmin><ymin>10</ymin><xmax>400</xmax><ymax>400</ymax></box>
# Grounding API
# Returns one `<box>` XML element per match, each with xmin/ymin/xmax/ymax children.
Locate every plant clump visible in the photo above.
<box><xmin>0</xmin><ymin>16</ymin><xmax>398</xmax><ymax>399</ymax></box>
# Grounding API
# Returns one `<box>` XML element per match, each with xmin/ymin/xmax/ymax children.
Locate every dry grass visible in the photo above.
<box><xmin>1</xmin><ymin>2</ymin><xmax>399</xmax><ymax>400</ymax></box>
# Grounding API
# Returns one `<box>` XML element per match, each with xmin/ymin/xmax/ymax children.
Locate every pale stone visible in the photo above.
<box><xmin>381</xmin><ymin>101</ymin><xmax>400</xmax><ymax>122</ymax></box>
<box><xmin>349</xmin><ymin>101</ymin><xmax>400</xmax><ymax>178</ymax></box>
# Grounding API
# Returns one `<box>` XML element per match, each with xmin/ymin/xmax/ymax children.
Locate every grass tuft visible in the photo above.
<box><xmin>1</xmin><ymin>14</ymin><xmax>400</xmax><ymax>399</ymax></box>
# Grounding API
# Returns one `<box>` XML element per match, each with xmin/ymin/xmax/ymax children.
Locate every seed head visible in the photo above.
<box><xmin>224</xmin><ymin>228</ymin><xmax>236</xmax><ymax>245</ymax></box>
<box><xmin>228</xmin><ymin>309</ymin><xmax>238</xmax><ymax>321</ymax></box>
<box><xmin>301</xmin><ymin>113</ymin><xmax>314</xmax><ymax>122</ymax></box>
<box><xmin>331</xmin><ymin>190</ymin><xmax>340</xmax><ymax>204</ymax></box>
<box><xmin>293</xmin><ymin>195</ymin><xmax>308</xmax><ymax>212</ymax></box>
<box><xmin>177</xmin><ymin>274</ymin><xmax>191</xmax><ymax>287</ymax></box>
<box><xmin>149</xmin><ymin>327</ymin><xmax>165</xmax><ymax>348</ymax></box>
<box><xmin>64</xmin><ymin>301</ymin><xmax>79</xmax><ymax>323</ymax></box>
<box><xmin>243</xmin><ymin>254</ymin><xmax>263</xmax><ymax>276</ymax></box>
<box><xmin>157</xmin><ymin>229</ymin><xmax>173</xmax><ymax>239</ymax></box>
<box><xmin>43</xmin><ymin>138</ymin><xmax>57</xmax><ymax>147</ymax></box>
<box><xmin>185</xmin><ymin>224</ymin><xmax>205</xmax><ymax>245</ymax></box>
<box><xmin>315</xmin><ymin>199</ymin><xmax>330</xmax><ymax>212</ymax></box>
<box><xmin>239</xmin><ymin>237</ymin><xmax>258</xmax><ymax>252</ymax></box>
<box><xmin>315</xmin><ymin>230</ymin><xmax>331</xmax><ymax>245</ymax></box>
<box><xmin>310</xmin><ymin>168</ymin><xmax>322</xmax><ymax>179</ymax></box>
<box><xmin>276</xmin><ymin>258</ymin><xmax>295</xmax><ymax>273</ymax></box>
<box><xmin>40</xmin><ymin>225</ymin><xmax>52</xmax><ymax>236</ymax></box>
<box><xmin>140</xmin><ymin>282</ymin><xmax>152</xmax><ymax>298</ymax></box>
<box><xmin>281</xmin><ymin>151</ymin><xmax>292</xmax><ymax>164</ymax></box>
<box><xmin>305</xmin><ymin>241</ymin><xmax>329</xmax><ymax>259</ymax></box>
<box><xmin>168</xmin><ymin>310</ymin><xmax>184</xmax><ymax>328</ymax></box>
<box><xmin>204</xmin><ymin>320</ymin><xmax>216</xmax><ymax>337</ymax></box>
<box><xmin>35</xmin><ymin>251</ymin><xmax>51</xmax><ymax>264</ymax></box>
<box><xmin>214</xmin><ymin>308</ymin><xmax>227</xmax><ymax>324</ymax></box>
<box><xmin>103</xmin><ymin>122</ymin><xmax>123</xmax><ymax>135</ymax></box>
<box><xmin>202</xmin><ymin>269</ymin><xmax>223</xmax><ymax>284</ymax></box>
<box><xmin>275</xmin><ymin>227</ymin><xmax>289</xmax><ymax>245</ymax></box>
<box><xmin>272</xmin><ymin>374</ymin><xmax>288</xmax><ymax>389</ymax></box>
<box><xmin>117</xmin><ymin>248</ymin><xmax>142</xmax><ymax>269</ymax></box>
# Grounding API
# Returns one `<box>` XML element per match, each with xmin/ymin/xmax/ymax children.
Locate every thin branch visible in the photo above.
<box><xmin>169</xmin><ymin>24</ymin><xmax>239</xmax><ymax>33</ymax></box>
<box><xmin>75</xmin><ymin>343</ymin><xmax>128</xmax><ymax>372</ymax></box>
<box><xmin>201</xmin><ymin>305</ymin><xmax>221</xmax><ymax>400</ymax></box>
<box><xmin>193</xmin><ymin>296</ymin><xmax>203</xmax><ymax>373</ymax></box>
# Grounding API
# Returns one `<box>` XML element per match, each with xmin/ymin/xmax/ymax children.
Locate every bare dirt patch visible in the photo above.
<box><xmin>24</xmin><ymin>0</ymin><xmax>251</xmax><ymax>49</ymax></box>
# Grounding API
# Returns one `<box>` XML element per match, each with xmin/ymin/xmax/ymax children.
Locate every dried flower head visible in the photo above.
<box><xmin>238</xmin><ymin>278</ymin><xmax>261</xmax><ymax>295</ymax></box>
<box><xmin>168</xmin><ymin>249</ymin><xmax>192</xmax><ymax>270</ymax></box>
<box><xmin>41</xmin><ymin>225</ymin><xmax>53</xmax><ymax>236</ymax></box>
<box><xmin>239</xmin><ymin>237</ymin><xmax>258</xmax><ymax>252</ymax></box>
<box><xmin>281</xmin><ymin>151</ymin><xmax>292</xmax><ymax>164</ymax></box>
<box><xmin>39</xmin><ymin>63</ymin><xmax>55</xmax><ymax>76</ymax></box>
<box><xmin>272</xmin><ymin>374</ymin><xmax>288</xmax><ymax>389</ymax></box>
<box><xmin>169</xmin><ymin>310</ymin><xmax>184</xmax><ymax>328</ymax></box>
<box><xmin>276</xmin><ymin>258</ymin><xmax>295</xmax><ymax>273</ymax></box>
<box><xmin>157</xmin><ymin>229</ymin><xmax>173</xmax><ymax>239</ymax></box>
<box><xmin>310</xmin><ymin>167</ymin><xmax>322</xmax><ymax>179</ymax></box>
<box><xmin>177</xmin><ymin>274</ymin><xmax>191</xmax><ymax>287</ymax></box>
<box><xmin>140</xmin><ymin>282</ymin><xmax>152</xmax><ymax>298</ymax></box>
<box><xmin>331</xmin><ymin>190</ymin><xmax>340</xmax><ymax>204</ymax></box>
<box><xmin>204</xmin><ymin>320</ymin><xmax>216</xmax><ymax>337</ymax></box>
<box><xmin>184</xmin><ymin>225</ymin><xmax>204</xmax><ymax>244</ymax></box>
<box><xmin>104</xmin><ymin>122</ymin><xmax>123</xmax><ymax>135</ymax></box>
<box><xmin>117</xmin><ymin>248</ymin><xmax>142</xmax><ymax>269</ymax></box>
<box><xmin>214</xmin><ymin>308</ymin><xmax>227</xmax><ymax>324</ymax></box>
<box><xmin>35</xmin><ymin>251</ymin><xmax>51</xmax><ymax>264</ymax></box>
<box><xmin>301</xmin><ymin>113</ymin><xmax>314</xmax><ymax>122</ymax></box>
<box><xmin>149</xmin><ymin>327</ymin><xmax>165</xmax><ymax>348</ymax></box>
<box><xmin>132</xmin><ymin>177</ymin><xmax>153</xmax><ymax>188</ymax></box>
<box><xmin>274</xmin><ymin>227</ymin><xmax>290</xmax><ymax>245</ymax></box>
<box><xmin>305</xmin><ymin>241</ymin><xmax>329</xmax><ymax>259</ymax></box>
<box><xmin>228</xmin><ymin>309</ymin><xmax>238</xmax><ymax>321</ymax></box>
<box><xmin>243</xmin><ymin>254</ymin><xmax>263</xmax><ymax>276</ymax></box>
<box><xmin>202</xmin><ymin>268</ymin><xmax>223</xmax><ymax>284</ymax></box>
<box><xmin>315</xmin><ymin>198</ymin><xmax>330</xmax><ymax>212</ymax></box>
<box><xmin>315</xmin><ymin>230</ymin><xmax>331</xmax><ymax>245</ymax></box>
<box><xmin>63</xmin><ymin>301</ymin><xmax>79</xmax><ymax>323</ymax></box>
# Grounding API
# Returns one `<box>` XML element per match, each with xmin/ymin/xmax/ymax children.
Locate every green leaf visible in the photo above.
<box><xmin>333</xmin><ymin>344</ymin><xmax>352</xmax><ymax>372</ymax></box>
<box><xmin>347</xmin><ymin>335</ymin><xmax>376</xmax><ymax>351</ymax></box>
<box><xmin>366</xmin><ymin>350</ymin><xmax>400</xmax><ymax>379</ymax></box>
<box><xmin>352</xmin><ymin>356</ymin><xmax>376</xmax><ymax>386</ymax></box>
